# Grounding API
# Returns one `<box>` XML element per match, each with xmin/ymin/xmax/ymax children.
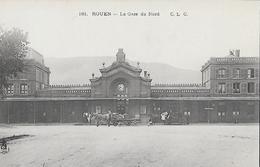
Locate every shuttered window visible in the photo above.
<box><xmin>232</xmin><ymin>83</ymin><xmax>240</xmax><ymax>93</ymax></box>
<box><xmin>248</xmin><ymin>82</ymin><xmax>255</xmax><ymax>93</ymax></box>
<box><xmin>247</xmin><ymin>68</ymin><xmax>254</xmax><ymax>78</ymax></box>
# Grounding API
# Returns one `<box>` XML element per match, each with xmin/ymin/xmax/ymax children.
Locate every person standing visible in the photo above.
<box><xmin>88</xmin><ymin>113</ymin><xmax>92</xmax><ymax>125</ymax></box>
<box><xmin>148</xmin><ymin>117</ymin><xmax>153</xmax><ymax>126</ymax></box>
<box><xmin>107</xmin><ymin>109</ymin><xmax>112</xmax><ymax>127</ymax></box>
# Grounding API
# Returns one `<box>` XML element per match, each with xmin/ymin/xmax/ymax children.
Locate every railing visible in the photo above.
<box><xmin>48</xmin><ymin>84</ymin><xmax>91</xmax><ymax>88</ymax></box>
<box><xmin>151</xmin><ymin>88</ymin><xmax>210</xmax><ymax>97</ymax></box>
<box><xmin>215</xmin><ymin>57</ymin><xmax>258</xmax><ymax>63</ymax></box>
<box><xmin>201</xmin><ymin>57</ymin><xmax>259</xmax><ymax>70</ymax></box>
<box><xmin>152</xmin><ymin>83</ymin><xmax>204</xmax><ymax>87</ymax></box>
<box><xmin>37</xmin><ymin>88</ymin><xmax>91</xmax><ymax>97</ymax></box>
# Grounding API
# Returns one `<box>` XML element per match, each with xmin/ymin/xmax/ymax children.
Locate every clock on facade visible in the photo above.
<box><xmin>117</xmin><ymin>84</ymin><xmax>125</xmax><ymax>92</ymax></box>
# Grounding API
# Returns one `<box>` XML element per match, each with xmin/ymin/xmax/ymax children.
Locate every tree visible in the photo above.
<box><xmin>0</xmin><ymin>26</ymin><xmax>29</xmax><ymax>98</ymax></box>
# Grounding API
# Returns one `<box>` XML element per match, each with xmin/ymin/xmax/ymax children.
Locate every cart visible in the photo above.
<box><xmin>111</xmin><ymin>113</ymin><xmax>140</xmax><ymax>126</ymax></box>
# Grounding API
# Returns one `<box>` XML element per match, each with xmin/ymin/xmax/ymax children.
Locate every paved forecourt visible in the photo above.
<box><xmin>0</xmin><ymin>124</ymin><xmax>258</xmax><ymax>167</ymax></box>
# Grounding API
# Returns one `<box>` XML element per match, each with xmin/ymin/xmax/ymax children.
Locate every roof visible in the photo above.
<box><xmin>201</xmin><ymin>56</ymin><xmax>259</xmax><ymax>71</ymax></box>
<box><xmin>100</xmin><ymin>61</ymin><xmax>142</xmax><ymax>73</ymax></box>
<box><xmin>25</xmin><ymin>48</ymin><xmax>45</xmax><ymax>65</ymax></box>
<box><xmin>2</xmin><ymin>96</ymin><xmax>259</xmax><ymax>101</ymax></box>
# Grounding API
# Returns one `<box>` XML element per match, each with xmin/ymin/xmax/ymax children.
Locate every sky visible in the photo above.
<box><xmin>0</xmin><ymin>0</ymin><xmax>259</xmax><ymax>71</ymax></box>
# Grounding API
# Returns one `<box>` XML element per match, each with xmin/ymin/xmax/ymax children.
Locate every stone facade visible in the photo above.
<box><xmin>201</xmin><ymin>50</ymin><xmax>259</xmax><ymax>97</ymax></box>
<box><xmin>0</xmin><ymin>48</ymin><xmax>259</xmax><ymax>124</ymax></box>
<box><xmin>3</xmin><ymin>48</ymin><xmax>50</xmax><ymax>97</ymax></box>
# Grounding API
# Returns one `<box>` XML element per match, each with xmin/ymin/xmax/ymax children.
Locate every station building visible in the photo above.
<box><xmin>0</xmin><ymin>49</ymin><xmax>259</xmax><ymax>124</ymax></box>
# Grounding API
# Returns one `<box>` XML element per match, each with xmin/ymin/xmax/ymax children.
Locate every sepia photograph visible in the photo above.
<box><xmin>0</xmin><ymin>0</ymin><xmax>259</xmax><ymax>167</ymax></box>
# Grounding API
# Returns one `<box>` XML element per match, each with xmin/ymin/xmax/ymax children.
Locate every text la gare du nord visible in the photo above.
<box><xmin>79</xmin><ymin>11</ymin><xmax>188</xmax><ymax>17</ymax></box>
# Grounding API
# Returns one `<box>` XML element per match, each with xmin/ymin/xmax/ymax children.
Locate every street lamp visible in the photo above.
<box><xmin>204</xmin><ymin>102</ymin><xmax>214</xmax><ymax>123</ymax></box>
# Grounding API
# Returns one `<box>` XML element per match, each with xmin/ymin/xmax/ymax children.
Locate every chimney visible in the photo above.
<box><xmin>229</xmin><ymin>49</ymin><xmax>240</xmax><ymax>57</ymax></box>
<box><xmin>234</xmin><ymin>49</ymin><xmax>240</xmax><ymax>57</ymax></box>
<box><xmin>116</xmin><ymin>48</ymin><xmax>125</xmax><ymax>62</ymax></box>
<box><xmin>229</xmin><ymin>50</ymin><xmax>235</xmax><ymax>56</ymax></box>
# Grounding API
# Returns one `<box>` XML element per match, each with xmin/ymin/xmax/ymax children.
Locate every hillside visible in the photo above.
<box><xmin>44</xmin><ymin>57</ymin><xmax>201</xmax><ymax>85</ymax></box>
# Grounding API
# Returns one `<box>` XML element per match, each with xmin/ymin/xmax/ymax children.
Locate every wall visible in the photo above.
<box><xmin>0</xmin><ymin>99</ymin><xmax>258</xmax><ymax>124</ymax></box>
<box><xmin>209</xmin><ymin>61</ymin><xmax>259</xmax><ymax>96</ymax></box>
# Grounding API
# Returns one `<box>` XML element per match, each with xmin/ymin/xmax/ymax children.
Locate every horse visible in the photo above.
<box><xmin>91</xmin><ymin>112</ymin><xmax>128</xmax><ymax>126</ymax></box>
<box><xmin>91</xmin><ymin>113</ymin><xmax>110</xmax><ymax>126</ymax></box>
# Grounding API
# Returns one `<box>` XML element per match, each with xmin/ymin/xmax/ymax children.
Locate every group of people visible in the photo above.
<box><xmin>83</xmin><ymin>110</ymin><xmax>180</xmax><ymax>126</ymax></box>
<box><xmin>82</xmin><ymin>112</ymin><xmax>92</xmax><ymax>124</ymax></box>
<box><xmin>148</xmin><ymin>111</ymin><xmax>170</xmax><ymax>126</ymax></box>
<box><xmin>83</xmin><ymin>110</ymin><xmax>113</xmax><ymax>127</ymax></box>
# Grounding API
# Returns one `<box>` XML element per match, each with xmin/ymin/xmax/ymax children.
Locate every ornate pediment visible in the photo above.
<box><xmin>90</xmin><ymin>48</ymin><xmax>152</xmax><ymax>86</ymax></box>
<box><xmin>100</xmin><ymin>61</ymin><xmax>141</xmax><ymax>74</ymax></box>
<box><xmin>101</xmin><ymin>65</ymin><xmax>141</xmax><ymax>78</ymax></box>
<box><xmin>99</xmin><ymin>49</ymin><xmax>142</xmax><ymax>78</ymax></box>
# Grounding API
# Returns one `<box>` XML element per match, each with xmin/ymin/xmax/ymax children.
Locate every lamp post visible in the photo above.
<box><xmin>7</xmin><ymin>101</ymin><xmax>9</xmax><ymax>124</ymax></box>
<box><xmin>33</xmin><ymin>102</ymin><xmax>36</xmax><ymax>124</ymax></box>
<box><xmin>60</xmin><ymin>101</ymin><xmax>63</xmax><ymax>123</ymax></box>
<box><xmin>204</xmin><ymin>101</ymin><xmax>214</xmax><ymax>123</ymax></box>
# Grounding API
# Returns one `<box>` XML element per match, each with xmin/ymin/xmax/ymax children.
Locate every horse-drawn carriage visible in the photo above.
<box><xmin>91</xmin><ymin>112</ymin><xmax>140</xmax><ymax>126</ymax></box>
<box><xmin>110</xmin><ymin>113</ymin><xmax>139</xmax><ymax>126</ymax></box>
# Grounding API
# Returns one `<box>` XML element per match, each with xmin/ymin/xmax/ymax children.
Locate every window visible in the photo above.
<box><xmin>218</xmin><ymin>112</ymin><xmax>225</xmax><ymax>116</ymax></box>
<box><xmin>248</xmin><ymin>82</ymin><xmax>255</xmax><ymax>93</ymax></box>
<box><xmin>95</xmin><ymin>106</ymin><xmax>101</xmax><ymax>114</ymax></box>
<box><xmin>232</xmin><ymin>83</ymin><xmax>240</xmax><ymax>93</ymax></box>
<box><xmin>140</xmin><ymin>105</ymin><xmax>147</xmax><ymax>114</ymax></box>
<box><xmin>217</xmin><ymin>69</ymin><xmax>226</xmax><ymax>78</ymax></box>
<box><xmin>218</xmin><ymin>83</ymin><xmax>226</xmax><ymax>93</ymax></box>
<box><xmin>247</xmin><ymin>103</ymin><xmax>255</xmax><ymax>116</ymax></box>
<box><xmin>247</xmin><ymin>68</ymin><xmax>254</xmax><ymax>78</ymax></box>
<box><xmin>41</xmin><ymin>84</ymin><xmax>45</xmax><ymax>89</ymax></box>
<box><xmin>202</xmin><ymin>71</ymin><xmax>206</xmax><ymax>82</ymax></box>
<box><xmin>232</xmin><ymin>111</ymin><xmax>239</xmax><ymax>115</ymax></box>
<box><xmin>20</xmin><ymin>84</ymin><xmax>28</xmax><ymax>94</ymax></box>
<box><xmin>7</xmin><ymin>84</ymin><xmax>14</xmax><ymax>95</ymax></box>
<box><xmin>233</xmin><ymin>68</ymin><xmax>240</xmax><ymax>78</ymax></box>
